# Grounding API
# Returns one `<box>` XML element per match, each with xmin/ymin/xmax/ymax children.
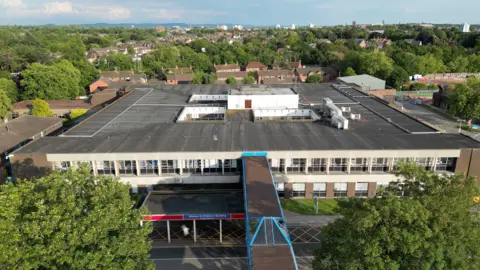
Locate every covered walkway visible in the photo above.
<box><xmin>242</xmin><ymin>155</ymin><xmax>298</xmax><ymax>270</ymax></box>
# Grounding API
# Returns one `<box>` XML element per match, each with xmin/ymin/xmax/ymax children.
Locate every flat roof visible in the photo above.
<box><xmin>339</xmin><ymin>74</ymin><xmax>386</xmax><ymax>88</ymax></box>
<box><xmin>14</xmin><ymin>83</ymin><xmax>480</xmax><ymax>154</ymax></box>
<box><xmin>244</xmin><ymin>156</ymin><xmax>282</xmax><ymax>217</ymax></box>
<box><xmin>143</xmin><ymin>190</ymin><xmax>244</xmax><ymax>215</ymax></box>
<box><xmin>0</xmin><ymin>116</ymin><xmax>63</xmax><ymax>154</ymax></box>
<box><xmin>230</xmin><ymin>86</ymin><xmax>296</xmax><ymax>96</ymax></box>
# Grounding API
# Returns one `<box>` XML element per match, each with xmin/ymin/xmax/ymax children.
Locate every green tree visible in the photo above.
<box><xmin>192</xmin><ymin>71</ymin><xmax>204</xmax><ymax>84</ymax></box>
<box><xmin>31</xmin><ymin>99</ymin><xmax>53</xmax><ymax>117</ymax></box>
<box><xmin>0</xmin><ymin>88</ymin><xmax>12</xmax><ymax>119</ymax></box>
<box><xmin>314</xmin><ymin>163</ymin><xmax>480</xmax><ymax>270</ymax></box>
<box><xmin>69</xmin><ymin>108</ymin><xmax>87</xmax><ymax>120</ymax></box>
<box><xmin>72</xmin><ymin>60</ymin><xmax>99</xmax><ymax>92</ymax></box>
<box><xmin>242</xmin><ymin>75</ymin><xmax>256</xmax><ymax>84</ymax></box>
<box><xmin>0</xmin><ymin>78</ymin><xmax>17</xmax><ymax>103</ymax></box>
<box><xmin>387</xmin><ymin>66</ymin><xmax>409</xmax><ymax>90</ymax></box>
<box><xmin>305</xmin><ymin>74</ymin><xmax>324</xmax><ymax>83</ymax></box>
<box><xmin>343</xmin><ymin>67</ymin><xmax>356</xmax><ymax>76</ymax></box>
<box><xmin>448</xmin><ymin>78</ymin><xmax>480</xmax><ymax>120</ymax></box>
<box><xmin>226</xmin><ymin>76</ymin><xmax>237</xmax><ymax>84</ymax></box>
<box><xmin>203</xmin><ymin>73</ymin><xmax>217</xmax><ymax>84</ymax></box>
<box><xmin>127</xmin><ymin>46</ymin><xmax>136</xmax><ymax>55</ymax></box>
<box><xmin>0</xmin><ymin>164</ymin><xmax>153</xmax><ymax>269</ymax></box>
<box><xmin>415</xmin><ymin>54</ymin><xmax>446</xmax><ymax>74</ymax></box>
<box><xmin>21</xmin><ymin>60</ymin><xmax>82</xmax><ymax>100</ymax></box>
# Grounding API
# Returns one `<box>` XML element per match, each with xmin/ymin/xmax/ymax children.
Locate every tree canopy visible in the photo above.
<box><xmin>226</xmin><ymin>76</ymin><xmax>237</xmax><ymax>84</ymax></box>
<box><xmin>0</xmin><ymin>88</ymin><xmax>11</xmax><ymax>119</ymax></box>
<box><xmin>448</xmin><ymin>78</ymin><xmax>480</xmax><ymax>120</ymax></box>
<box><xmin>0</xmin><ymin>78</ymin><xmax>17</xmax><ymax>103</ymax></box>
<box><xmin>314</xmin><ymin>162</ymin><xmax>480</xmax><ymax>270</ymax></box>
<box><xmin>31</xmin><ymin>99</ymin><xmax>53</xmax><ymax>117</ymax></box>
<box><xmin>0</xmin><ymin>164</ymin><xmax>153</xmax><ymax>269</ymax></box>
<box><xmin>242</xmin><ymin>75</ymin><xmax>256</xmax><ymax>84</ymax></box>
<box><xmin>305</xmin><ymin>74</ymin><xmax>324</xmax><ymax>83</ymax></box>
<box><xmin>21</xmin><ymin>60</ymin><xmax>82</xmax><ymax>100</ymax></box>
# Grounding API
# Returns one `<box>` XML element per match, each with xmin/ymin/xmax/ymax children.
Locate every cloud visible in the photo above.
<box><xmin>43</xmin><ymin>1</ymin><xmax>77</xmax><ymax>15</ymax></box>
<box><xmin>107</xmin><ymin>7</ymin><xmax>131</xmax><ymax>19</ymax></box>
<box><xmin>143</xmin><ymin>8</ymin><xmax>225</xmax><ymax>21</ymax></box>
<box><xmin>2</xmin><ymin>0</ymin><xmax>25</xmax><ymax>8</ymax></box>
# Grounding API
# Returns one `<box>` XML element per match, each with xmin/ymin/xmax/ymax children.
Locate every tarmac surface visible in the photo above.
<box><xmin>150</xmin><ymin>244</ymin><xmax>318</xmax><ymax>270</ymax></box>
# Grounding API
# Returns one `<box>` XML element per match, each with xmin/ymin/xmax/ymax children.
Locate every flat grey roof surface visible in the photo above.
<box><xmin>15</xmin><ymin>83</ymin><xmax>480</xmax><ymax>154</ymax></box>
<box><xmin>143</xmin><ymin>191</ymin><xmax>244</xmax><ymax>215</ymax></box>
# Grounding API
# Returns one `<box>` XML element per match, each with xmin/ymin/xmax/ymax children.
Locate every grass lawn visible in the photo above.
<box><xmin>281</xmin><ymin>199</ymin><xmax>339</xmax><ymax>215</ymax></box>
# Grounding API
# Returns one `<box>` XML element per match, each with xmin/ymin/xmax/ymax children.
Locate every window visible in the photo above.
<box><xmin>54</xmin><ymin>161</ymin><xmax>71</xmax><ymax>171</ymax></box>
<box><xmin>161</xmin><ymin>160</ymin><xmax>178</xmax><ymax>174</ymax></box>
<box><xmin>204</xmin><ymin>159</ymin><xmax>222</xmax><ymax>174</ymax></box>
<box><xmin>334</xmin><ymin>183</ymin><xmax>348</xmax><ymax>198</ymax></box>
<box><xmin>313</xmin><ymin>183</ymin><xmax>327</xmax><ymax>198</ymax></box>
<box><xmin>435</xmin><ymin>157</ymin><xmax>457</xmax><ymax>172</ymax></box>
<box><xmin>184</xmin><ymin>159</ymin><xmax>202</xmax><ymax>174</ymax></box>
<box><xmin>392</xmin><ymin>158</ymin><xmax>410</xmax><ymax>170</ymax></box>
<box><xmin>269</xmin><ymin>158</ymin><xmax>285</xmax><ymax>173</ymax></box>
<box><xmin>355</xmin><ymin>182</ymin><xmax>369</xmax><ymax>197</ymax></box>
<box><xmin>140</xmin><ymin>160</ymin><xmax>158</xmax><ymax>175</ymax></box>
<box><xmin>329</xmin><ymin>158</ymin><xmax>347</xmax><ymax>172</ymax></box>
<box><xmin>292</xmin><ymin>183</ymin><xmax>306</xmax><ymax>198</ymax></box>
<box><xmin>309</xmin><ymin>158</ymin><xmax>327</xmax><ymax>173</ymax></box>
<box><xmin>224</xmin><ymin>159</ymin><xmax>241</xmax><ymax>174</ymax></box>
<box><xmin>372</xmin><ymin>158</ymin><xmax>389</xmax><ymax>172</ymax></box>
<box><xmin>350</xmin><ymin>158</ymin><xmax>368</xmax><ymax>172</ymax></box>
<box><xmin>276</xmin><ymin>182</ymin><xmax>285</xmax><ymax>198</ymax></box>
<box><xmin>118</xmin><ymin>160</ymin><xmax>137</xmax><ymax>176</ymax></box>
<box><xmin>97</xmin><ymin>161</ymin><xmax>115</xmax><ymax>175</ymax></box>
<box><xmin>416</xmin><ymin>157</ymin><xmax>432</xmax><ymax>170</ymax></box>
<box><xmin>287</xmin><ymin>158</ymin><xmax>306</xmax><ymax>173</ymax></box>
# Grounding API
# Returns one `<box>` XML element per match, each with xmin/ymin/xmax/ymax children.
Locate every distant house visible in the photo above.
<box><xmin>245</xmin><ymin>62</ymin><xmax>267</xmax><ymax>72</ymax></box>
<box><xmin>156</xmin><ymin>26</ymin><xmax>166</xmax><ymax>32</ymax></box>
<box><xmin>89</xmin><ymin>71</ymin><xmax>147</xmax><ymax>93</ymax></box>
<box><xmin>372</xmin><ymin>38</ymin><xmax>391</xmax><ymax>49</ymax></box>
<box><xmin>216</xmin><ymin>71</ymin><xmax>247</xmax><ymax>83</ymax></box>
<box><xmin>404</xmin><ymin>39</ymin><xmax>423</xmax><ymax>46</ymax></box>
<box><xmin>166</xmin><ymin>74</ymin><xmax>195</xmax><ymax>85</ymax></box>
<box><xmin>355</xmin><ymin>39</ymin><xmax>368</xmax><ymax>48</ymax></box>
<box><xmin>163</xmin><ymin>66</ymin><xmax>193</xmax><ymax>74</ymax></box>
<box><xmin>0</xmin><ymin>116</ymin><xmax>63</xmax><ymax>181</ymax></box>
<box><xmin>295</xmin><ymin>67</ymin><xmax>338</xmax><ymax>83</ymax></box>
<box><xmin>214</xmin><ymin>63</ymin><xmax>241</xmax><ymax>73</ymax></box>
<box><xmin>257</xmin><ymin>70</ymin><xmax>296</xmax><ymax>84</ymax></box>
<box><xmin>288</xmin><ymin>60</ymin><xmax>302</xmax><ymax>70</ymax></box>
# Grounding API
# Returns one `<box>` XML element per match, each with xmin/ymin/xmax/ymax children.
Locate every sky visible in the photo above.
<box><xmin>0</xmin><ymin>0</ymin><xmax>478</xmax><ymax>26</ymax></box>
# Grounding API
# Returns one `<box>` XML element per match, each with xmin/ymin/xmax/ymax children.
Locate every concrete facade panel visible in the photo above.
<box><xmin>347</xmin><ymin>182</ymin><xmax>356</xmax><ymax>197</ymax></box>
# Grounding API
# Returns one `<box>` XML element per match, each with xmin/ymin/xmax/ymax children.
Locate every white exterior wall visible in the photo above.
<box><xmin>177</xmin><ymin>107</ymin><xmax>225</xmax><ymax>121</ymax></box>
<box><xmin>227</xmin><ymin>94</ymin><xmax>298</xmax><ymax>110</ymax></box>
<box><xmin>188</xmin><ymin>94</ymin><xmax>228</xmax><ymax>103</ymax></box>
<box><xmin>253</xmin><ymin>109</ymin><xmax>311</xmax><ymax>117</ymax></box>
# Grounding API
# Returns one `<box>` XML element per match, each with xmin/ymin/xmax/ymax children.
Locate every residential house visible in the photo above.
<box><xmin>216</xmin><ymin>71</ymin><xmax>247</xmax><ymax>83</ymax></box>
<box><xmin>245</xmin><ymin>62</ymin><xmax>267</xmax><ymax>72</ymax></box>
<box><xmin>156</xmin><ymin>26</ymin><xmax>166</xmax><ymax>31</ymax></box>
<box><xmin>166</xmin><ymin>74</ymin><xmax>195</xmax><ymax>85</ymax></box>
<box><xmin>295</xmin><ymin>67</ymin><xmax>339</xmax><ymax>83</ymax></box>
<box><xmin>288</xmin><ymin>61</ymin><xmax>302</xmax><ymax>70</ymax></box>
<box><xmin>257</xmin><ymin>70</ymin><xmax>296</xmax><ymax>84</ymax></box>
<box><xmin>0</xmin><ymin>116</ymin><xmax>63</xmax><ymax>181</ymax></box>
<box><xmin>214</xmin><ymin>64</ymin><xmax>241</xmax><ymax>73</ymax></box>
<box><xmin>163</xmin><ymin>66</ymin><xmax>193</xmax><ymax>74</ymax></box>
<box><xmin>372</xmin><ymin>38</ymin><xmax>391</xmax><ymax>49</ymax></box>
<box><xmin>404</xmin><ymin>39</ymin><xmax>423</xmax><ymax>46</ymax></box>
<box><xmin>89</xmin><ymin>71</ymin><xmax>147</xmax><ymax>94</ymax></box>
<box><xmin>355</xmin><ymin>39</ymin><xmax>368</xmax><ymax>48</ymax></box>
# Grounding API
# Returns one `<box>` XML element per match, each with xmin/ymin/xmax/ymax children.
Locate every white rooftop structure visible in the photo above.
<box><xmin>462</xmin><ymin>23</ymin><xmax>470</xmax><ymax>33</ymax></box>
<box><xmin>227</xmin><ymin>86</ymin><xmax>298</xmax><ymax>110</ymax></box>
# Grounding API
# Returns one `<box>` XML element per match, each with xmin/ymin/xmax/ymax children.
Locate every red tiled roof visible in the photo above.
<box><xmin>246</xmin><ymin>62</ymin><xmax>267</xmax><ymax>69</ymax></box>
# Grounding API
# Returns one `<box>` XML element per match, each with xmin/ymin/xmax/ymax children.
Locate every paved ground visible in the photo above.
<box><xmin>283</xmin><ymin>210</ymin><xmax>339</xmax><ymax>226</ymax></box>
<box><xmin>150</xmin><ymin>244</ymin><xmax>319</xmax><ymax>270</ymax></box>
<box><xmin>399</xmin><ymin>102</ymin><xmax>480</xmax><ymax>141</ymax></box>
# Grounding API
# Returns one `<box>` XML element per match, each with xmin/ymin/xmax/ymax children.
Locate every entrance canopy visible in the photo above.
<box><xmin>142</xmin><ymin>190</ymin><xmax>245</xmax><ymax>221</ymax></box>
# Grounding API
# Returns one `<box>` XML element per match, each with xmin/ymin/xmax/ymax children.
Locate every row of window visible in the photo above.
<box><xmin>269</xmin><ymin>157</ymin><xmax>456</xmax><ymax>173</ymax></box>
<box><xmin>55</xmin><ymin>159</ymin><xmax>242</xmax><ymax>176</ymax></box>
<box><xmin>53</xmin><ymin>157</ymin><xmax>457</xmax><ymax>176</ymax></box>
<box><xmin>275</xmin><ymin>182</ymin><xmax>371</xmax><ymax>198</ymax></box>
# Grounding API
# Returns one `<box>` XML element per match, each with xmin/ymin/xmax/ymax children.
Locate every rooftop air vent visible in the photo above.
<box><xmin>351</xmin><ymin>114</ymin><xmax>361</xmax><ymax>120</ymax></box>
<box><xmin>341</xmin><ymin>107</ymin><xmax>351</xmax><ymax>112</ymax></box>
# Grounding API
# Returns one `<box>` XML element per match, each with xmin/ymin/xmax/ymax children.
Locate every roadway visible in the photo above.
<box><xmin>150</xmin><ymin>244</ymin><xmax>319</xmax><ymax>270</ymax></box>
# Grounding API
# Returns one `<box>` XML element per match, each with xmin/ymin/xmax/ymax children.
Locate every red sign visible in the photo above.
<box><xmin>143</xmin><ymin>213</ymin><xmax>245</xmax><ymax>221</ymax></box>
